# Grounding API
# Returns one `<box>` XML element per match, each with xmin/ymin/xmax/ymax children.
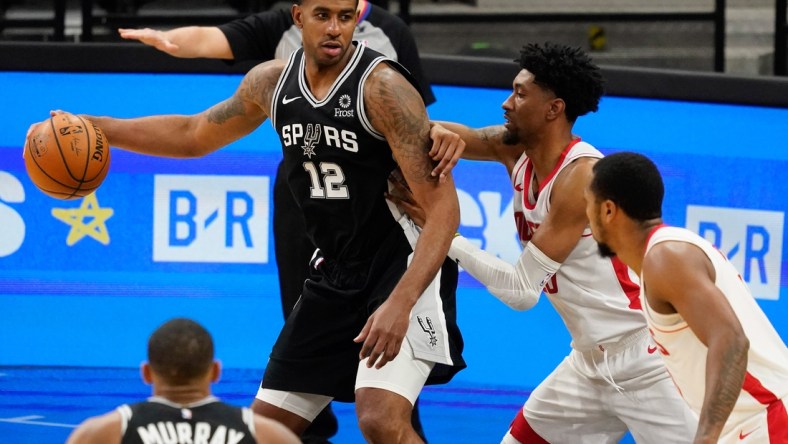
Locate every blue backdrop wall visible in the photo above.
<box><xmin>1</xmin><ymin>71</ymin><xmax>786</xmax><ymax>392</ymax></box>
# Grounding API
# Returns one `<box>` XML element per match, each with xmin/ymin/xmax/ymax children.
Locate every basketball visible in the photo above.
<box><xmin>24</xmin><ymin>113</ymin><xmax>110</xmax><ymax>200</ymax></box>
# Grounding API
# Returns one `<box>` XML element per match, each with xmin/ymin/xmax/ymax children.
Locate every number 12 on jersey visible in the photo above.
<box><xmin>303</xmin><ymin>161</ymin><xmax>349</xmax><ymax>199</ymax></box>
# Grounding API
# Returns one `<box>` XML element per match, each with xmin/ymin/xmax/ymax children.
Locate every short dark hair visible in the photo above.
<box><xmin>590</xmin><ymin>152</ymin><xmax>664</xmax><ymax>221</ymax></box>
<box><xmin>148</xmin><ymin>318</ymin><xmax>214</xmax><ymax>385</ymax></box>
<box><xmin>517</xmin><ymin>42</ymin><xmax>605</xmax><ymax>122</ymax></box>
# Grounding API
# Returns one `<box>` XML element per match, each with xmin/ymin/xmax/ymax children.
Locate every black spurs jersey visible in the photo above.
<box><xmin>118</xmin><ymin>396</ymin><xmax>256</xmax><ymax>444</ymax></box>
<box><xmin>270</xmin><ymin>42</ymin><xmax>418</xmax><ymax>264</ymax></box>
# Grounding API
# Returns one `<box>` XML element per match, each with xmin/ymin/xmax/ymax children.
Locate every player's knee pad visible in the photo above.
<box><xmin>255</xmin><ymin>388</ymin><xmax>332</xmax><ymax>422</ymax></box>
<box><xmin>355</xmin><ymin>339</ymin><xmax>434</xmax><ymax>406</ymax></box>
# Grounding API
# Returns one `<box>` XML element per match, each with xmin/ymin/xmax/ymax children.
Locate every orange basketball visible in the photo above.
<box><xmin>24</xmin><ymin>113</ymin><xmax>110</xmax><ymax>200</ymax></box>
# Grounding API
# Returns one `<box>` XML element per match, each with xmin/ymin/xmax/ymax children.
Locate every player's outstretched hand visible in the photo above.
<box><xmin>118</xmin><ymin>28</ymin><xmax>179</xmax><ymax>55</ymax></box>
<box><xmin>386</xmin><ymin>174</ymin><xmax>427</xmax><ymax>227</ymax></box>
<box><xmin>354</xmin><ymin>297</ymin><xmax>411</xmax><ymax>369</ymax></box>
<box><xmin>23</xmin><ymin>110</ymin><xmax>65</xmax><ymax>157</ymax></box>
<box><xmin>429</xmin><ymin>122</ymin><xmax>465</xmax><ymax>182</ymax></box>
<box><xmin>23</xmin><ymin>122</ymin><xmax>42</xmax><ymax>157</ymax></box>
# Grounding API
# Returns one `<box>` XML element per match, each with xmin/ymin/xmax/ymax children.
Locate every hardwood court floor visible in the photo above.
<box><xmin>0</xmin><ymin>366</ymin><xmax>636</xmax><ymax>443</ymax></box>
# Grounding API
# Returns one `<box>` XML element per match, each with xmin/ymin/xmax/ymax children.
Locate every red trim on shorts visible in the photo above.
<box><xmin>611</xmin><ymin>256</ymin><xmax>641</xmax><ymax>310</ymax></box>
<box><xmin>509</xmin><ymin>407</ymin><xmax>550</xmax><ymax>444</ymax></box>
<box><xmin>767</xmin><ymin>399</ymin><xmax>788</xmax><ymax>443</ymax></box>
<box><xmin>742</xmin><ymin>372</ymin><xmax>788</xmax><ymax>442</ymax></box>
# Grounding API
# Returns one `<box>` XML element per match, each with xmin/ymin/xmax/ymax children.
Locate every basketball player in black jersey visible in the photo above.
<box><xmin>41</xmin><ymin>0</ymin><xmax>467</xmax><ymax>441</ymax></box>
<box><xmin>118</xmin><ymin>3</ymin><xmax>448</xmax><ymax>440</ymax></box>
<box><xmin>66</xmin><ymin>318</ymin><xmax>299</xmax><ymax>444</ymax></box>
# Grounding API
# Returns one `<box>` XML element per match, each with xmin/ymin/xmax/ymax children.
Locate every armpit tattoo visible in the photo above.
<box><xmin>207</xmin><ymin>66</ymin><xmax>280</xmax><ymax>124</ymax></box>
<box><xmin>244</xmin><ymin>68</ymin><xmax>279</xmax><ymax>112</ymax></box>
<box><xmin>367</xmin><ymin>70</ymin><xmax>434</xmax><ymax>183</ymax></box>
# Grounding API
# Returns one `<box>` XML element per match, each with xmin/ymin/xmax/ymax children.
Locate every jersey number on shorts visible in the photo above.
<box><xmin>303</xmin><ymin>161</ymin><xmax>349</xmax><ymax>199</ymax></box>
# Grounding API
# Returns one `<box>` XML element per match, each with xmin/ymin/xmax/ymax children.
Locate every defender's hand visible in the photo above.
<box><xmin>429</xmin><ymin>122</ymin><xmax>465</xmax><ymax>182</ymax></box>
<box><xmin>386</xmin><ymin>174</ymin><xmax>427</xmax><ymax>227</ymax></box>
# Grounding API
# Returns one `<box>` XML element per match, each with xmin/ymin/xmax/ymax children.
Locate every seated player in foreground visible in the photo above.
<box><xmin>66</xmin><ymin>318</ymin><xmax>300</xmax><ymax>444</ymax></box>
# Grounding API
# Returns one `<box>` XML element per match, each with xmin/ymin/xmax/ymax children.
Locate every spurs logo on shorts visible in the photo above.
<box><xmin>417</xmin><ymin>316</ymin><xmax>438</xmax><ymax>349</ymax></box>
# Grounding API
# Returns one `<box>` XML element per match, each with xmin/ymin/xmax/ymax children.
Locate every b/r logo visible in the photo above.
<box><xmin>153</xmin><ymin>175</ymin><xmax>269</xmax><ymax>264</ymax></box>
<box><xmin>686</xmin><ymin>205</ymin><xmax>784</xmax><ymax>300</ymax></box>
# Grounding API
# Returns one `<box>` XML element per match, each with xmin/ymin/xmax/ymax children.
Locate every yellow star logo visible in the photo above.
<box><xmin>51</xmin><ymin>193</ymin><xmax>114</xmax><ymax>246</ymax></box>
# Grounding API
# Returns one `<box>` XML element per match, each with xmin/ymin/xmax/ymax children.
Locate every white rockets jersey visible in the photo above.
<box><xmin>512</xmin><ymin>139</ymin><xmax>647</xmax><ymax>349</ymax></box>
<box><xmin>642</xmin><ymin>226</ymin><xmax>788</xmax><ymax>436</ymax></box>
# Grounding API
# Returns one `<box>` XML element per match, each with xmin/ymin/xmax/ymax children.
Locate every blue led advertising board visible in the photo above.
<box><xmin>1</xmin><ymin>71</ymin><xmax>786</xmax><ymax>392</ymax></box>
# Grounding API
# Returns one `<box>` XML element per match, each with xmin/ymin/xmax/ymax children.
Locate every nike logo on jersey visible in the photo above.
<box><xmin>739</xmin><ymin>427</ymin><xmax>759</xmax><ymax>440</ymax></box>
<box><xmin>647</xmin><ymin>345</ymin><xmax>658</xmax><ymax>354</ymax></box>
<box><xmin>282</xmin><ymin>95</ymin><xmax>302</xmax><ymax>105</ymax></box>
